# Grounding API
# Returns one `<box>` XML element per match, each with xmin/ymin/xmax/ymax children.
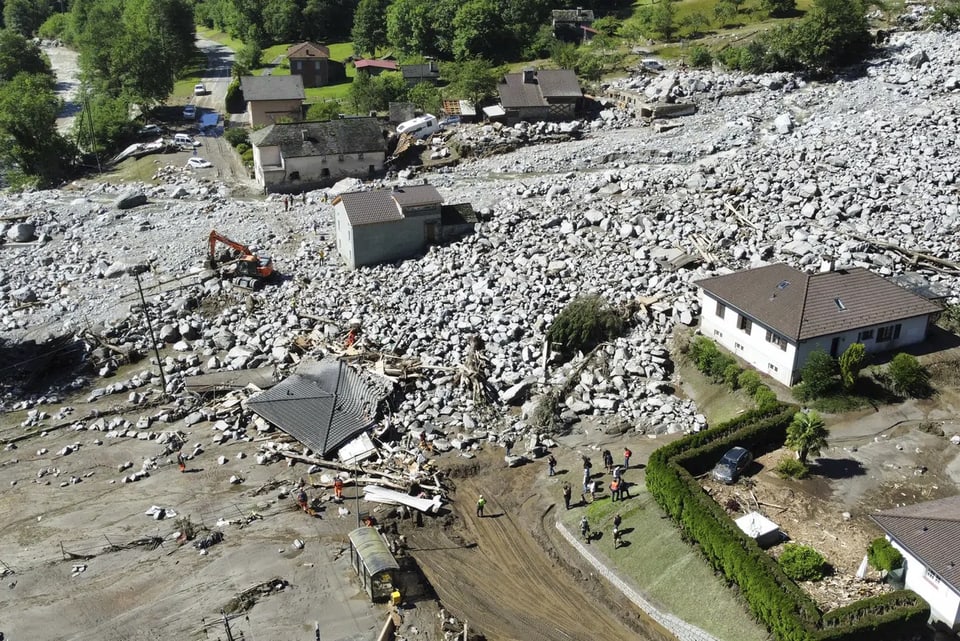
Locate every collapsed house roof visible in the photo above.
<box><xmin>246</xmin><ymin>358</ymin><xmax>392</xmax><ymax>457</ymax></box>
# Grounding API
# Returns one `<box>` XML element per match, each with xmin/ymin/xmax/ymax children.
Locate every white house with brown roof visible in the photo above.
<box><xmin>333</xmin><ymin>185</ymin><xmax>476</xmax><ymax>269</ymax></box>
<box><xmin>240</xmin><ymin>75</ymin><xmax>306</xmax><ymax>126</ymax></box>
<box><xmin>871</xmin><ymin>495</ymin><xmax>960</xmax><ymax>631</ymax></box>
<box><xmin>497</xmin><ymin>68</ymin><xmax>582</xmax><ymax>123</ymax></box>
<box><xmin>696</xmin><ymin>263</ymin><xmax>942</xmax><ymax>386</ymax></box>
<box><xmin>249</xmin><ymin>118</ymin><xmax>386</xmax><ymax>193</ymax></box>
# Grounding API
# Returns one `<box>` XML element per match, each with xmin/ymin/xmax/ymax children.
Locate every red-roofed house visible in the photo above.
<box><xmin>871</xmin><ymin>495</ymin><xmax>960</xmax><ymax>631</ymax></box>
<box><xmin>695</xmin><ymin>263</ymin><xmax>942</xmax><ymax>386</ymax></box>
<box><xmin>354</xmin><ymin>59</ymin><xmax>399</xmax><ymax>76</ymax></box>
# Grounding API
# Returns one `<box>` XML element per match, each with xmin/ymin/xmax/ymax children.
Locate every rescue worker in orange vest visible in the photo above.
<box><xmin>334</xmin><ymin>477</ymin><xmax>344</xmax><ymax>501</ymax></box>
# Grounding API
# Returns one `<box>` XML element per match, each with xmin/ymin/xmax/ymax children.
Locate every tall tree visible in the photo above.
<box><xmin>785</xmin><ymin>410</ymin><xmax>829</xmax><ymax>464</ymax></box>
<box><xmin>0</xmin><ymin>28</ymin><xmax>51</xmax><ymax>81</ymax></box>
<box><xmin>4</xmin><ymin>0</ymin><xmax>51</xmax><ymax>36</ymax></box>
<box><xmin>0</xmin><ymin>72</ymin><xmax>71</xmax><ymax>186</ymax></box>
<box><xmin>263</xmin><ymin>0</ymin><xmax>300</xmax><ymax>43</ymax></box>
<box><xmin>452</xmin><ymin>0</ymin><xmax>507</xmax><ymax>61</ymax></box>
<box><xmin>441</xmin><ymin>59</ymin><xmax>501</xmax><ymax>107</ymax></box>
<box><xmin>351</xmin><ymin>0</ymin><xmax>390</xmax><ymax>57</ymax></box>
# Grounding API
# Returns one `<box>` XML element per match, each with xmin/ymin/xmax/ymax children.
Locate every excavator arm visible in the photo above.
<box><xmin>207</xmin><ymin>230</ymin><xmax>275</xmax><ymax>280</ymax></box>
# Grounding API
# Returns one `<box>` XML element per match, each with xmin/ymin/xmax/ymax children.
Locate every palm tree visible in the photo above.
<box><xmin>785</xmin><ymin>410</ymin><xmax>829</xmax><ymax>464</ymax></box>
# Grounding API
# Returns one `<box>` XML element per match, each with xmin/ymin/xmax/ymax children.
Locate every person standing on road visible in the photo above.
<box><xmin>562</xmin><ymin>483</ymin><xmax>572</xmax><ymax>510</ymax></box>
<box><xmin>602</xmin><ymin>449</ymin><xmax>613</xmax><ymax>473</ymax></box>
<box><xmin>623</xmin><ymin>447</ymin><xmax>632</xmax><ymax>469</ymax></box>
<box><xmin>177</xmin><ymin>451</ymin><xmax>186</xmax><ymax>473</ymax></box>
<box><xmin>547</xmin><ymin>454</ymin><xmax>557</xmax><ymax>477</ymax></box>
<box><xmin>476</xmin><ymin>494</ymin><xmax>486</xmax><ymax>517</ymax></box>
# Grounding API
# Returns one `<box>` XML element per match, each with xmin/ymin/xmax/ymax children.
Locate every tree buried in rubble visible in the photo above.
<box><xmin>547</xmin><ymin>294</ymin><xmax>625</xmax><ymax>360</ymax></box>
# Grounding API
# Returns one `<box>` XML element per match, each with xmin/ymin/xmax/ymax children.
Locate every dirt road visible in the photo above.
<box><xmin>404</xmin><ymin>452</ymin><xmax>673</xmax><ymax>641</ymax></box>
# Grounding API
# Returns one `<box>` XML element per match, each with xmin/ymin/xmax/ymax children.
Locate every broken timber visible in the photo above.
<box><xmin>849</xmin><ymin>233</ymin><xmax>960</xmax><ymax>274</ymax></box>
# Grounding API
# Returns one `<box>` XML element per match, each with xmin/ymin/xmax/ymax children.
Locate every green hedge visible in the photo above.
<box><xmin>645</xmin><ymin>402</ymin><xmax>930</xmax><ymax>641</ymax></box>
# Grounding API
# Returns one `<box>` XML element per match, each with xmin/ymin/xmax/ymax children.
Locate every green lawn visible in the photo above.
<box><xmin>559</xmin><ymin>484</ymin><xmax>769</xmax><ymax>641</ymax></box>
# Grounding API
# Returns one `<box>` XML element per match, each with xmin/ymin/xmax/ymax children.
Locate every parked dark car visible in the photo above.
<box><xmin>711</xmin><ymin>446</ymin><xmax>753</xmax><ymax>484</ymax></box>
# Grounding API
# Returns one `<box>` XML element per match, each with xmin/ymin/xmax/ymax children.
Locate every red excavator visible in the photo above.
<box><xmin>207</xmin><ymin>230</ymin><xmax>274</xmax><ymax>290</ymax></box>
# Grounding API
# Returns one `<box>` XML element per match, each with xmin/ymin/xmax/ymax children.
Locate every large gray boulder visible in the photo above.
<box><xmin>115</xmin><ymin>190</ymin><xmax>147</xmax><ymax>210</ymax></box>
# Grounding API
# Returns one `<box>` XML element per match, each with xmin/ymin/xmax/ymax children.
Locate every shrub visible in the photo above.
<box><xmin>240</xmin><ymin>148</ymin><xmax>254</xmax><ymax>166</ymax></box>
<box><xmin>224</xmin><ymin>127</ymin><xmax>249</xmax><ymax>148</ymax></box>
<box><xmin>306</xmin><ymin>100</ymin><xmax>342</xmax><ymax>122</ymax></box>
<box><xmin>779</xmin><ymin>544</ymin><xmax>827</xmax><ymax>581</ymax></box>
<box><xmin>799</xmin><ymin>350</ymin><xmax>838</xmax><ymax>399</ymax></box>
<box><xmin>235</xmin><ymin>143</ymin><xmax>250</xmax><ymax>155</ymax></box>
<box><xmin>887</xmin><ymin>353</ymin><xmax>932</xmax><ymax>398</ymax></box>
<box><xmin>688</xmin><ymin>45</ymin><xmax>712</xmax><ymax>68</ymax></box>
<box><xmin>738</xmin><ymin>370</ymin><xmax>763</xmax><ymax>395</ymax></box>
<box><xmin>723</xmin><ymin>363</ymin><xmax>741</xmax><ymax>390</ymax></box>
<box><xmin>867</xmin><ymin>537</ymin><xmax>903</xmax><ymax>573</ymax></box>
<box><xmin>225</xmin><ymin>78</ymin><xmax>244</xmax><ymax>114</ymax></box>
<box><xmin>775</xmin><ymin>456</ymin><xmax>809</xmax><ymax>479</ymax></box>
<box><xmin>547</xmin><ymin>295</ymin><xmax>624</xmax><ymax>358</ymax></box>
<box><xmin>754</xmin><ymin>385</ymin><xmax>779</xmax><ymax>412</ymax></box>
<box><xmin>690</xmin><ymin>336</ymin><xmax>720</xmax><ymax>373</ymax></box>
<box><xmin>839</xmin><ymin>343</ymin><xmax>866</xmax><ymax>390</ymax></box>
<box><xmin>708</xmin><ymin>352</ymin><xmax>736</xmax><ymax>382</ymax></box>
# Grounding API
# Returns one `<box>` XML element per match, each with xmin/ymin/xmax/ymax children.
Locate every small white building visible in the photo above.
<box><xmin>871</xmin><ymin>495</ymin><xmax>960</xmax><ymax>631</ymax></box>
<box><xmin>695</xmin><ymin>263</ymin><xmax>942</xmax><ymax>386</ymax></box>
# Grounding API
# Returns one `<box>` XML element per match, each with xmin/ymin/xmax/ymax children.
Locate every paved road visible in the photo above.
<box><xmin>45</xmin><ymin>43</ymin><xmax>82</xmax><ymax>135</ymax></box>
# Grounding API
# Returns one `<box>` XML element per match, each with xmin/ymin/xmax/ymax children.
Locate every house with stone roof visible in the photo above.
<box><xmin>552</xmin><ymin>7</ymin><xmax>594</xmax><ymax>42</ymax></box>
<box><xmin>240</xmin><ymin>75</ymin><xmax>306</xmax><ymax>126</ymax></box>
<box><xmin>333</xmin><ymin>185</ymin><xmax>477</xmax><ymax>269</ymax></box>
<box><xmin>248</xmin><ymin>118</ymin><xmax>386</xmax><ymax>193</ymax></box>
<box><xmin>871</xmin><ymin>495</ymin><xmax>960</xmax><ymax>630</ymax></box>
<box><xmin>497</xmin><ymin>68</ymin><xmax>582</xmax><ymax>123</ymax></box>
<box><xmin>286</xmin><ymin>42</ymin><xmax>345</xmax><ymax>88</ymax></box>
<box><xmin>695</xmin><ymin>263</ymin><xmax>942</xmax><ymax>386</ymax></box>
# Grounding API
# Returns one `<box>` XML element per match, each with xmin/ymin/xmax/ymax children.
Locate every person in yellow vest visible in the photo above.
<box><xmin>476</xmin><ymin>494</ymin><xmax>486</xmax><ymax>517</ymax></box>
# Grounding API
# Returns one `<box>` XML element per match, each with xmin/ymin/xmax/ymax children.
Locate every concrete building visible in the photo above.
<box><xmin>497</xmin><ymin>68</ymin><xmax>582</xmax><ymax>123</ymax></box>
<box><xmin>333</xmin><ymin>185</ymin><xmax>476</xmax><ymax>269</ymax></box>
<box><xmin>240</xmin><ymin>75</ymin><xmax>305</xmax><ymax>126</ymax></box>
<box><xmin>872</xmin><ymin>495</ymin><xmax>960</xmax><ymax>631</ymax></box>
<box><xmin>249</xmin><ymin>118</ymin><xmax>386</xmax><ymax>193</ymax></box>
<box><xmin>402</xmin><ymin>61</ymin><xmax>441</xmax><ymax>86</ymax></box>
<box><xmin>696</xmin><ymin>263</ymin><xmax>942</xmax><ymax>386</ymax></box>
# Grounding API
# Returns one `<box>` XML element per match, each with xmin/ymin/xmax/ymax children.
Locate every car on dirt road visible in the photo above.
<box><xmin>711</xmin><ymin>446</ymin><xmax>753</xmax><ymax>484</ymax></box>
<box><xmin>183</xmin><ymin>104</ymin><xmax>196</xmax><ymax>120</ymax></box>
<box><xmin>194</xmin><ymin>83</ymin><xmax>207</xmax><ymax>96</ymax></box>
<box><xmin>186</xmin><ymin>157</ymin><xmax>212</xmax><ymax>169</ymax></box>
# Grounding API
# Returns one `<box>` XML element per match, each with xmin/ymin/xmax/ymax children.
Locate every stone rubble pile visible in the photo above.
<box><xmin>2</xmin><ymin>30</ymin><xmax>960</xmax><ymax>445</ymax></box>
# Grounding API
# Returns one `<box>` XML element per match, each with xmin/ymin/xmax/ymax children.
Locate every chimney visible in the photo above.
<box><xmin>522</xmin><ymin>68</ymin><xmax>537</xmax><ymax>84</ymax></box>
<box><xmin>576</xmin><ymin>6</ymin><xmax>582</xmax><ymax>17</ymax></box>
<box><xmin>819</xmin><ymin>256</ymin><xmax>835</xmax><ymax>273</ymax></box>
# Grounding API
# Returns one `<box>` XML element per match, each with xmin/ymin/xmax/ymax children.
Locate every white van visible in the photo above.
<box><xmin>174</xmin><ymin>133</ymin><xmax>197</xmax><ymax>148</ymax></box>
<box><xmin>396</xmin><ymin>114</ymin><xmax>440</xmax><ymax>139</ymax></box>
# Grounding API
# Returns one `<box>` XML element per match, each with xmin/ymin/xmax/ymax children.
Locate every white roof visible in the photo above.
<box><xmin>735</xmin><ymin>511</ymin><xmax>780</xmax><ymax>538</ymax></box>
<box><xmin>483</xmin><ymin>105</ymin><xmax>506</xmax><ymax>117</ymax></box>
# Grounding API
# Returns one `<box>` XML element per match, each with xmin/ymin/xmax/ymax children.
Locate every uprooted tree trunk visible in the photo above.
<box><xmin>454</xmin><ymin>335</ymin><xmax>497</xmax><ymax>404</ymax></box>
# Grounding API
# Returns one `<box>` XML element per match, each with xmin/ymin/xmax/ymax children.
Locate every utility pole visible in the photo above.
<box><xmin>135</xmin><ymin>271</ymin><xmax>168</xmax><ymax>397</ymax></box>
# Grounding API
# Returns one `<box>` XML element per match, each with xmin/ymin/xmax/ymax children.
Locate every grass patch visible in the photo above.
<box><xmin>560</xmin><ymin>487</ymin><xmax>768</xmax><ymax>641</ymax></box>
<box><xmin>677</xmin><ymin>360</ymin><xmax>754</xmax><ymax>425</ymax></box>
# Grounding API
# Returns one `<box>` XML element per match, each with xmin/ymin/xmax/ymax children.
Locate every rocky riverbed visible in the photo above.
<box><xmin>2</xmin><ymin>28</ymin><xmax>959</xmax><ymax>445</ymax></box>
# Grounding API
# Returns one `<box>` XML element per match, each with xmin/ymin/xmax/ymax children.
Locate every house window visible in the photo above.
<box><xmin>735</xmin><ymin>342</ymin><xmax>743</xmax><ymax>351</ymax></box>
<box><xmin>877</xmin><ymin>324</ymin><xmax>902</xmax><ymax>342</ymax></box>
<box><xmin>768</xmin><ymin>363</ymin><xmax>779</xmax><ymax>372</ymax></box>
<box><xmin>293</xmin><ymin>61</ymin><xmax>301</xmax><ymax>70</ymax></box>
<box><xmin>713</xmin><ymin>329</ymin><xmax>723</xmax><ymax>338</ymax></box>
<box><xmin>738</xmin><ymin>315</ymin><xmax>752</xmax><ymax>335</ymax></box>
<box><xmin>925</xmin><ymin>568</ymin><xmax>941</xmax><ymax>585</ymax></box>
<box><xmin>716</xmin><ymin>302</ymin><xmax>725</xmax><ymax>319</ymax></box>
<box><xmin>358</xmin><ymin>152</ymin><xmax>364</xmax><ymax>160</ymax></box>
<box><xmin>765</xmin><ymin>330</ymin><xmax>787</xmax><ymax>351</ymax></box>
<box><xmin>858</xmin><ymin>329</ymin><xmax>875</xmax><ymax>341</ymax></box>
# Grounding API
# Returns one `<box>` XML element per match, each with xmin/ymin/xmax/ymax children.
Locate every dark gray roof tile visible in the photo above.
<box><xmin>240</xmin><ymin>75</ymin><xmax>305</xmax><ymax>101</ymax></box>
<box><xmin>249</xmin><ymin>118</ymin><xmax>387</xmax><ymax>158</ymax></box>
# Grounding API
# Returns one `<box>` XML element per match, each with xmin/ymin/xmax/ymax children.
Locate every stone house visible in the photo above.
<box><xmin>240</xmin><ymin>75</ymin><xmax>305</xmax><ymax>126</ymax></box>
<box><xmin>249</xmin><ymin>118</ymin><xmax>386</xmax><ymax>193</ymax></box>
<box><xmin>552</xmin><ymin>7</ymin><xmax>594</xmax><ymax>42</ymax></box>
<box><xmin>402</xmin><ymin>62</ymin><xmax>441</xmax><ymax>86</ymax></box>
<box><xmin>333</xmin><ymin>185</ymin><xmax>476</xmax><ymax>269</ymax></box>
<box><xmin>286</xmin><ymin>42</ymin><xmax>345</xmax><ymax>88</ymax></box>
<box><xmin>696</xmin><ymin>263</ymin><xmax>942</xmax><ymax>386</ymax></box>
<box><xmin>871</xmin><ymin>495</ymin><xmax>960</xmax><ymax>631</ymax></box>
<box><xmin>497</xmin><ymin>68</ymin><xmax>582</xmax><ymax>123</ymax></box>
